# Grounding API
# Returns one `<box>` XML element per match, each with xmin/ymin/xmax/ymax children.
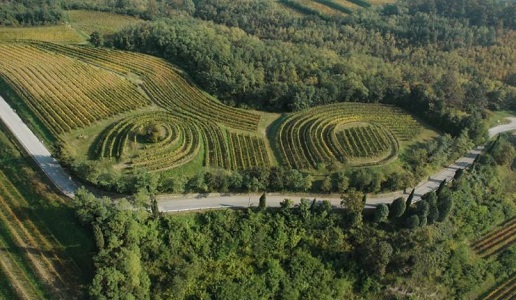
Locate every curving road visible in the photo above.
<box><xmin>1</xmin><ymin>94</ymin><xmax>515</xmax><ymax>211</ymax></box>
<box><xmin>0</xmin><ymin>96</ymin><xmax>78</xmax><ymax>197</ymax></box>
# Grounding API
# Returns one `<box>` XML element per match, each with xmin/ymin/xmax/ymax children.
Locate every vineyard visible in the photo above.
<box><xmin>479</xmin><ymin>275</ymin><xmax>516</xmax><ymax>300</ymax></box>
<box><xmin>0</xmin><ymin>40</ymin><xmax>430</xmax><ymax>174</ymax></box>
<box><xmin>274</xmin><ymin>103</ymin><xmax>422</xmax><ymax>169</ymax></box>
<box><xmin>0</xmin><ymin>42</ymin><xmax>151</xmax><ymax>135</ymax></box>
<box><xmin>94</xmin><ymin>111</ymin><xmax>270</xmax><ymax>172</ymax></box>
<box><xmin>278</xmin><ymin>0</ymin><xmax>376</xmax><ymax>17</ymax></box>
<box><xmin>0</xmin><ymin>171</ymin><xmax>78</xmax><ymax>299</ymax></box>
<box><xmin>471</xmin><ymin>217</ymin><xmax>516</xmax><ymax>258</ymax></box>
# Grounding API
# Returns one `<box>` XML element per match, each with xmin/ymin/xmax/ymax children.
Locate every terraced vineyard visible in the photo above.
<box><xmin>275</xmin><ymin>103</ymin><xmax>421</xmax><ymax>169</ymax></box>
<box><xmin>479</xmin><ymin>275</ymin><xmax>516</xmax><ymax>300</ymax></box>
<box><xmin>472</xmin><ymin>217</ymin><xmax>516</xmax><ymax>258</ymax></box>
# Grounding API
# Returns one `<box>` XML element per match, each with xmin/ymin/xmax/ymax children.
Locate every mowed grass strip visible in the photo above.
<box><xmin>66</xmin><ymin>10</ymin><xmax>144</xmax><ymax>36</ymax></box>
<box><xmin>0</xmin><ymin>25</ymin><xmax>84</xmax><ymax>44</ymax></box>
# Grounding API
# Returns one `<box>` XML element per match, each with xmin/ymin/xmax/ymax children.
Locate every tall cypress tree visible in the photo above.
<box><xmin>436</xmin><ymin>179</ymin><xmax>447</xmax><ymax>195</ymax></box>
<box><xmin>406</xmin><ymin>188</ymin><xmax>415</xmax><ymax>212</ymax></box>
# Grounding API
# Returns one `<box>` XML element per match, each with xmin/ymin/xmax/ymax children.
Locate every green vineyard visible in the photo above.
<box><xmin>0</xmin><ymin>40</ymin><xmax>429</xmax><ymax>174</ymax></box>
<box><xmin>336</xmin><ymin>125</ymin><xmax>391</xmax><ymax>158</ymax></box>
<box><xmin>472</xmin><ymin>217</ymin><xmax>516</xmax><ymax>258</ymax></box>
<box><xmin>278</xmin><ymin>0</ymin><xmax>379</xmax><ymax>18</ymax></box>
<box><xmin>275</xmin><ymin>103</ymin><xmax>421</xmax><ymax>169</ymax></box>
<box><xmin>95</xmin><ymin>112</ymin><xmax>201</xmax><ymax>172</ymax></box>
<box><xmin>480</xmin><ymin>275</ymin><xmax>516</xmax><ymax>300</ymax></box>
<box><xmin>0</xmin><ymin>171</ymin><xmax>78</xmax><ymax>298</ymax></box>
<box><xmin>0</xmin><ymin>42</ymin><xmax>151</xmax><ymax>134</ymax></box>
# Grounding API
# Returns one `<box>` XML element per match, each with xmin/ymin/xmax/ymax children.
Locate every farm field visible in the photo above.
<box><xmin>0</xmin><ymin>39</ymin><xmax>434</xmax><ymax>179</ymax></box>
<box><xmin>471</xmin><ymin>217</ymin><xmax>516</xmax><ymax>258</ymax></box>
<box><xmin>273</xmin><ymin>103</ymin><xmax>427</xmax><ymax>169</ymax></box>
<box><xmin>0</xmin><ymin>127</ymin><xmax>94</xmax><ymax>298</ymax></box>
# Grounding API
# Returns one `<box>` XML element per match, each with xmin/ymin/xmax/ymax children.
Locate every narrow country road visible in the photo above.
<box><xmin>1</xmin><ymin>94</ymin><xmax>515</xmax><ymax>211</ymax></box>
<box><xmin>0</xmin><ymin>96</ymin><xmax>78</xmax><ymax>197</ymax></box>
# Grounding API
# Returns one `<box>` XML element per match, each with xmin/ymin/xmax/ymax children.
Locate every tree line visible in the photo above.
<box><xmin>0</xmin><ymin>0</ymin><xmax>64</xmax><ymax>25</ymax></box>
<box><xmin>73</xmin><ymin>133</ymin><xmax>515</xmax><ymax>299</ymax></box>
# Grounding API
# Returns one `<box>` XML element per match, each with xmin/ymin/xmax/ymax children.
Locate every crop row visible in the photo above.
<box><xmin>472</xmin><ymin>217</ymin><xmax>516</xmax><ymax>258</ymax></box>
<box><xmin>33</xmin><ymin>41</ymin><xmax>262</xmax><ymax>132</ymax></box>
<box><xmin>275</xmin><ymin>103</ymin><xmax>420</xmax><ymax>169</ymax></box>
<box><xmin>0</xmin><ymin>43</ymin><xmax>150</xmax><ymax>134</ymax></box>
<box><xmin>480</xmin><ymin>275</ymin><xmax>515</xmax><ymax>300</ymax></box>
<box><xmin>336</xmin><ymin>125</ymin><xmax>390</xmax><ymax>158</ymax></box>
<box><xmin>0</xmin><ymin>171</ymin><xmax>74</xmax><ymax>298</ymax></box>
<box><xmin>228</xmin><ymin>132</ymin><xmax>270</xmax><ymax>170</ymax></box>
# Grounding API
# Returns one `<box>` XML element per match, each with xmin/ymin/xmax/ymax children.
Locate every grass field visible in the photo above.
<box><xmin>66</xmin><ymin>10</ymin><xmax>143</xmax><ymax>36</ymax></box>
<box><xmin>0</xmin><ymin>125</ymin><xmax>94</xmax><ymax>298</ymax></box>
<box><xmin>0</xmin><ymin>25</ymin><xmax>85</xmax><ymax>44</ymax></box>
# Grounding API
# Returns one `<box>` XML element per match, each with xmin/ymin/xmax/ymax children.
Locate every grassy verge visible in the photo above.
<box><xmin>487</xmin><ymin>110</ymin><xmax>516</xmax><ymax>127</ymax></box>
<box><xmin>0</xmin><ymin>77</ymin><xmax>56</xmax><ymax>147</ymax></box>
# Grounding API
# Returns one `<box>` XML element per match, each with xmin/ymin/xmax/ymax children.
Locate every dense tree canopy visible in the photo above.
<box><xmin>0</xmin><ymin>0</ymin><xmax>64</xmax><ymax>25</ymax></box>
<box><xmin>74</xmin><ymin>134</ymin><xmax>515</xmax><ymax>299</ymax></box>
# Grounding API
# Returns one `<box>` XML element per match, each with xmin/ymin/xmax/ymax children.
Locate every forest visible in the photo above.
<box><xmin>0</xmin><ymin>0</ymin><xmax>64</xmax><ymax>25</ymax></box>
<box><xmin>74</xmin><ymin>133</ymin><xmax>515</xmax><ymax>299</ymax></box>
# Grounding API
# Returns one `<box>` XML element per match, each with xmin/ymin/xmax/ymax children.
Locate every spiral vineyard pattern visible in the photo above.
<box><xmin>275</xmin><ymin>103</ymin><xmax>422</xmax><ymax>169</ymax></box>
<box><xmin>95</xmin><ymin>112</ymin><xmax>202</xmax><ymax>172</ymax></box>
<box><xmin>95</xmin><ymin>112</ymin><xmax>270</xmax><ymax>172</ymax></box>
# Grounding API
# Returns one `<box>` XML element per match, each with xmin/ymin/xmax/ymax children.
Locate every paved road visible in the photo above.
<box><xmin>157</xmin><ymin>119</ymin><xmax>514</xmax><ymax>212</ymax></box>
<box><xmin>1</xmin><ymin>93</ymin><xmax>515</xmax><ymax>210</ymax></box>
<box><xmin>0</xmin><ymin>96</ymin><xmax>78</xmax><ymax>197</ymax></box>
<box><xmin>157</xmin><ymin>146</ymin><xmax>484</xmax><ymax>211</ymax></box>
<box><xmin>489</xmin><ymin>117</ymin><xmax>516</xmax><ymax>137</ymax></box>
